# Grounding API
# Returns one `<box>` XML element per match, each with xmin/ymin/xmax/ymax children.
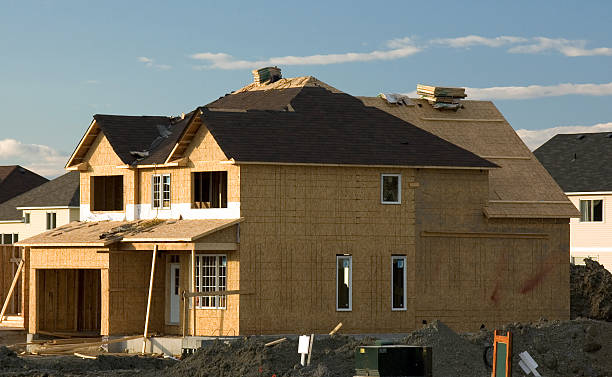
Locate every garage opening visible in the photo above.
<box><xmin>37</xmin><ymin>269</ymin><xmax>101</xmax><ymax>335</ymax></box>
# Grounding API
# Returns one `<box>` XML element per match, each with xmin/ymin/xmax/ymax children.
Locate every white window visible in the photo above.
<box><xmin>195</xmin><ymin>255</ymin><xmax>227</xmax><ymax>309</ymax></box>
<box><xmin>24</xmin><ymin>212</ymin><xmax>30</xmax><ymax>224</ymax></box>
<box><xmin>46</xmin><ymin>212</ymin><xmax>57</xmax><ymax>230</ymax></box>
<box><xmin>381</xmin><ymin>174</ymin><xmax>401</xmax><ymax>204</ymax></box>
<box><xmin>391</xmin><ymin>256</ymin><xmax>407</xmax><ymax>310</ymax></box>
<box><xmin>336</xmin><ymin>255</ymin><xmax>352</xmax><ymax>311</ymax></box>
<box><xmin>152</xmin><ymin>174</ymin><xmax>171</xmax><ymax>209</ymax></box>
<box><xmin>1</xmin><ymin>234</ymin><xmax>17</xmax><ymax>245</ymax></box>
<box><xmin>580</xmin><ymin>199</ymin><xmax>603</xmax><ymax>222</ymax></box>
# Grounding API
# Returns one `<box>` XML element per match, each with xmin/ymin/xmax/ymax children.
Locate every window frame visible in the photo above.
<box><xmin>152</xmin><ymin>173</ymin><xmax>171</xmax><ymax>209</ymax></box>
<box><xmin>46</xmin><ymin>212</ymin><xmax>57</xmax><ymax>230</ymax></box>
<box><xmin>24</xmin><ymin>212</ymin><xmax>30</xmax><ymax>224</ymax></box>
<box><xmin>192</xmin><ymin>171</ymin><xmax>228</xmax><ymax>209</ymax></box>
<box><xmin>90</xmin><ymin>175</ymin><xmax>124</xmax><ymax>212</ymax></box>
<box><xmin>579</xmin><ymin>198</ymin><xmax>604</xmax><ymax>223</ymax></box>
<box><xmin>391</xmin><ymin>255</ymin><xmax>407</xmax><ymax>311</ymax></box>
<box><xmin>336</xmin><ymin>255</ymin><xmax>352</xmax><ymax>311</ymax></box>
<box><xmin>381</xmin><ymin>173</ymin><xmax>402</xmax><ymax>205</ymax></box>
<box><xmin>194</xmin><ymin>254</ymin><xmax>227</xmax><ymax>310</ymax></box>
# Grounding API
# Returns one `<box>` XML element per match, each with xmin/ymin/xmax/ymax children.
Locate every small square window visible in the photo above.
<box><xmin>381</xmin><ymin>174</ymin><xmax>401</xmax><ymax>204</ymax></box>
<box><xmin>580</xmin><ymin>199</ymin><xmax>603</xmax><ymax>222</ymax></box>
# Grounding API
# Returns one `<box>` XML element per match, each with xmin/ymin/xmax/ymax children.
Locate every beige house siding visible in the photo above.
<box><xmin>0</xmin><ymin>207</ymin><xmax>78</xmax><ymax>242</ymax></box>
<box><xmin>567</xmin><ymin>193</ymin><xmax>612</xmax><ymax>271</ymax></box>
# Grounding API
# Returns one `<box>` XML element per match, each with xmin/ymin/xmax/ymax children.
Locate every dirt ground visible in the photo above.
<box><xmin>0</xmin><ymin>261</ymin><xmax>610</xmax><ymax>376</ymax></box>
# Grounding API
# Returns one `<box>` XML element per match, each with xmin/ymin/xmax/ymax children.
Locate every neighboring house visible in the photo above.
<box><xmin>534</xmin><ymin>132</ymin><xmax>612</xmax><ymax>271</ymax></box>
<box><xmin>0</xmin><ymin>172</ymin><xmax>80</xmax><ymax>244</ymax></box>
<box><xmin>0</xmin><ymin>165</ymin><xmax>48</xmax><ymax>205</ymax></box>
<box><xmin>17</xmin><ymin>70</ymin><xmax>577</xmax><ymax>339</ymax></box>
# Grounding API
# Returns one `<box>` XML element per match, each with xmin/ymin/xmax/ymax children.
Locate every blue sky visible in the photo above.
<box><xmin>1</xmin><ymin>0</ymin><xmax>611</xmax><ymax>177</ymax></box>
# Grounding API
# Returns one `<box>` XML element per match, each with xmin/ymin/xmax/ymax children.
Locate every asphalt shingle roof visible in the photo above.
<box><xmin>202</xmin><ymin>87</ymin><xmax>497</xmax><ymax>168</ymax></box>
<box><xmin>0</xmin><ymin>165</ymin><xmax>48</xmax><ymax>204</ymax></box>
<box><xmin>0</xmin><ymin>171</ymin><xmax>79</xmax><ymax>221</ymax></box>
<box><xmin>534</xmin><ymin>132</ymin><xmax>612</xmax><ymax>192</ymax></box>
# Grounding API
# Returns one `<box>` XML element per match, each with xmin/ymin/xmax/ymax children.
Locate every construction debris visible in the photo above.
<box><xmin>252</xmin><ymin>66</ymin><xmax>282</xmax><ymax>85</ymax></box>
<box><xmin>378</xmin><ymin>93</ymin><xmax>414</xmax><ymax>106</ymax></box>
<box><xmin>416</xmin><ymin>84</ymin><xmax>466</xmax><ymax>110</ymax></box>
<box><xmin>571</xmin><ymin>259</ymin><xmax>612</xmax><ymax>321</ymax></box>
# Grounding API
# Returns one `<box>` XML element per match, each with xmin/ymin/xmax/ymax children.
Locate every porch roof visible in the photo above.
<box><xmin>16</xmin><ymin>218</ymin><xmax>243</xmax><ymax>247</ymax></box>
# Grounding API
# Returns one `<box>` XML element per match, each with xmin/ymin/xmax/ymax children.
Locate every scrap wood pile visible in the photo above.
<box><xmin>23</xmin><ymin>334</ymin><xmax>144</xmax><ymax>356</ymax></box>
<box><xmin>416</xmin><ymin>84</ymin><xmax>466</xmax><ymax>110</ymax></box>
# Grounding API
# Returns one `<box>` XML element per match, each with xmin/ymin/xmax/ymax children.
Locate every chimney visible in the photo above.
<box><xmin>252</xmin><ymin>66</ymin><xmax>282</xmax><ymax>85</ymax></box>
<box><xmin>416</xmin><ymin>84</ymin><xmax>466</xmax><ymax>110</ymax></box>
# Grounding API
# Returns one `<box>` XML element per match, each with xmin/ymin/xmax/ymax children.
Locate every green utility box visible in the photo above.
<box><xmin>354</xmin><ymin>345</ymin><xmax>432</xmax><ymax>377</ymax></box>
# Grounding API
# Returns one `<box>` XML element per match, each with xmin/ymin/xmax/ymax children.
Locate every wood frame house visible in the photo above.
<box><xmin>17</xmin><ymin>71</ymin><xmax>578</xmax><ymax>339</ymax></box>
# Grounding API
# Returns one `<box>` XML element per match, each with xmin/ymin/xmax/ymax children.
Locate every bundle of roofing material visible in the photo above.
<box><xmin>378</xmin><ymin>93</ymin><xmax>415</xmax><ymax>106</ymax></box>
<box><xmin>252</xmin><ymin>66</ymin><xmax>282</xmax><ymax>84</ymax></box>
<box><xmin>416</xmin><ymin>84</ymin><xmax>466</xmax><ymax>110</ymax></box>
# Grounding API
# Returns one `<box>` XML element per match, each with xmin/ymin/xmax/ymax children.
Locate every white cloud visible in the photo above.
<box><xmin>508</xmin><ymin>37</ymin><xmax>612</xmax><ymax>57</ymax></box>
<box><xmin>516</xmin><ymin>122</ymin><xmax>612</xmax><ymax>150</ymax></box>
<box><xmin>465</xmin><ymin>82</ymin><xmax>612</xmax><ymax>100</ymax></box>
<box><xmin>137</xmin><ymin>56</ymin><xmax>172</xmax><ymax>70</ymax></box>
<box><xmin>0</xmin><ymin>139</ymin><xmax>69</xmax><ymax>178</ymax></box>
<box><xmin>431</xmin><ymin>35</ymin><xmax>528</xmax><ymax>48</ymax></box>
<box><xmin>190</xmin><ymin>45</ymin><xmax>422</xmax><ymax>70</ymax></box>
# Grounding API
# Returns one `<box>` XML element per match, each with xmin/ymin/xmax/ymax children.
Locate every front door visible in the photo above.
<box><xmin>169</xmin><ymin>263</ymin><xmax>180</xmax><ymax>324</ymax></box>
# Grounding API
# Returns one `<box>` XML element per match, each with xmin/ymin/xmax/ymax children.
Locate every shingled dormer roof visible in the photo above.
<box><xmin>534</xmin><ymin>132</ymin><xmax>612</xmax><ymax>192</ymax></box>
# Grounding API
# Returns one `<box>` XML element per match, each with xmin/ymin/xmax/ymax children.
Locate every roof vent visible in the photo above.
<box><xmin>252</xmin><ymin>66</ymin><xmax>282</xmax><ymax>85</ymax></box>
<box><xmin>576</xmin><ymin>134</ymin><xmax>585</xmax><ymax>140</ymax></box>
<box><xmin>416</xmin><ymin>84</ymin><xmax>466</xmax><ymax>111</ymax></box>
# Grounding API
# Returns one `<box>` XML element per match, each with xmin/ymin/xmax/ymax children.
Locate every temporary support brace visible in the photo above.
<box><xmin>142</xmin><ymin>244</ymin><xmax>157</xmax><ymax>353</ymax></box>
<box><xmin>191</xmin><ymin>246</ymin><xmax>196</xmax><ymax>336</ymax></box>
<box><xmin>0</xmin><ymin>259</ymin><xmax>24</xmax><ymax>322</ymax></box>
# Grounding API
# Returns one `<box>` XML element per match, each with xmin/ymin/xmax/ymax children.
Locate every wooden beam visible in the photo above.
<box><xmin>119</xmin><ymin>243</ymin><xmax>238</xmax><ymax>251</ymax></box>
<box><xmin>191</xmin><ymin>246</ymin><xmax>196</xmax><ymax>336</ymax></box>
<box><xmin>421</xmin><ymin>231</ymin><xmax>549</xmax><ymax>239</ymax></box>
<box><xmin>0</xmin><ymin>259</ymin><xmax>24</xmax><ymax>322</ymax></box>
<box><xmin>142</xmin><ymin>245</ymin><xmax>157</xmax><ymax>353</ymax></box>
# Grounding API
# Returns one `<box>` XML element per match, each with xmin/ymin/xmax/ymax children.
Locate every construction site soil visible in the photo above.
<box><xmin>0</xmin><ymin>261</ymin><xmax>610</xmax><ymax>376</ymax></box>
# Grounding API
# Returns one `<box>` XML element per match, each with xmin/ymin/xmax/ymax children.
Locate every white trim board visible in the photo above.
<box><xmin>572</xmin><ymin>247</ymin><xmax>612</xmax><ymax>253</ymax></box>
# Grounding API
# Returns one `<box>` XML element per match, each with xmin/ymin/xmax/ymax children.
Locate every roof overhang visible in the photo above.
<box><xmin>65</xmin><ymin>119</ymin><xmax>100</xmax><ymax>169</ymax></box>
<box><xmin>16</xmin><ymin>206</ymin><xmax>80</xmax><ymax>210</ymax></box>
<box><xmin>229</xmin><ymin>160</ymin><xmax>498</xmax><ymax>170</ymax></box>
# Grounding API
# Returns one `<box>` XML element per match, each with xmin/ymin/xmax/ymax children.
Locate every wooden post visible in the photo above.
<box><xmin>191</xmin><ymin>246</ymin><xmax>196</xmax><ymax>336</ymax></box>
<box><xmin>307</xmin><ymin>334</ymin><xmax>314</xmax><ymax>366</ymax></box>
<box><xmin>0</xmin><ymin>259</ymin><xmax>24</xmax><ymax>322</ymax></box>
<box><xmin>141</xmin><ymin>245</ymin><xmax>157</xmax><ymax>353</ymax></box>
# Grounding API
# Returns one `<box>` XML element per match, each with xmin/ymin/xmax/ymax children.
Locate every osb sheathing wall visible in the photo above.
<box><xmin>0</xmin><ymin>246</ymin><xmax>21</xmax><ymax>315</ymax></box>
<box><xmin>139</xmin><ymin>126</ymin><xmax>240</xmax><ymax>205</ymax></box>
<box><xmin>107</xmin><ymin>249</ymin><xmax>165</xmax><ymax>335</ymax></box>
<box><xmin>414</xmin><ymin>169</ymin><xmax>570</xmax><ymax>332</ymax></box>
<box><xmin>80</xmin><ymin>133</ymin><xmax>136</xmax><ymax>209</ymax></box>
<box><xmin>238</xmin><ymin>164</ymin><xmax>417</xmax><ymax>335</ymax></box>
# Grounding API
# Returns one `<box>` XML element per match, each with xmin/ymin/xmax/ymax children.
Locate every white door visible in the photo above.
<box><xmin>169</xmin><ymin>263</ymin><xmax>180</xmax><ymax>324</ymax></box>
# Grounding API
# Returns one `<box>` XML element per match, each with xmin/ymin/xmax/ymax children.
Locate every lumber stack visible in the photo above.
<box><xmin>416</xmin><ymin>84</ymin><xmax>466</xmax><ymax>110</ymax></box>
<box><xmin>252</xmin><ymin>66</ymin><xmax>282</xmax><ymax>84</ymax></box>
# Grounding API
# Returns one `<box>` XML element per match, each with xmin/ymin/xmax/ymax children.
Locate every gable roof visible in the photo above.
<box><xmin>0</xmin><ymin>171</ymin><xmax>80</xmax><ymax>221</ymax></box>
<box><xmin>0</xmin><ymin>165</ymin><xmax>48</xmax><ymax>204</ymax></box>
<box><xmin>359</xmin><ymin>96</ymin><xmax>579</xmax><ymax>218</ymax></box>
<box><xmin>202</xmin><ymin>86</ymin><xmax>496</xmax><ymax>168</ymax></box>
<box><xmin>534</xmin><ymin>132</ymin><xmax>612</xmax><ymax>192</ymax></box>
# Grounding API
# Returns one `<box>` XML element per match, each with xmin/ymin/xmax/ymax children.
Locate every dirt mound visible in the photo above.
<box><xmin>571</xmin><ymin>259</ymin><xmax>612</xmax><ymax>321</ymax></box>
<box><xmin>158</xmin><ymin>335</ymin><xmax>371</xmax><ymax>377</ymax></box>
<box><xmin>0</xmin><ymin>346</ymin><xmax>25</xmax><ymax>371</ymax></box>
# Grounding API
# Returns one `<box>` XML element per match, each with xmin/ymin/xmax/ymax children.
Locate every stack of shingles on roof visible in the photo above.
<box><xmin>416</xmin><ymin>84</ymin><xmax>466</xmax><ymax>110</ymax></box>
<box><xmin>202</xmin><ymin>84</ymin><xmax>495</xmax><ymax>169</ymax></box>
<box><xmin>0</xmin><ymin>171</ymin><xmax>79</xmax><ymax>222</ymax></box>
<box><xmin>0</xmin><ymin>166</ymin><xmax>48</xmax><ymax>204</ymax></box>
<box><xmin>534</xmin><ymin>132</ymin><xmax>612</xmax><ymax>193</ymax></box>
<box><xmin>251</xmin><ymin>66</ymin><xmax>282</xmax><ymax>85</ymax></box>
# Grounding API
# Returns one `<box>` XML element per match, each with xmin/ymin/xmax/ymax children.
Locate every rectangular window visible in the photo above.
<box><xmin>24</xmin><ymin>213</ymin><xmax>30</xmax><ymax>224</ymax></box>
<box><xmin>381</xmin><ymin>174</ymin><xmax>401</xmax><ymax>204</ymax></box>
<box><xmin>392</xmin><ymin>256</ymin><xmax>407</xmax><ymax>310</ymax></box>
<box><xmin>13</xmin><ymin>234</ymin><xmax>18</xmax><ymax>243</ymax></box>
<box><xmin>152</xmin><ymin>174</ymin><xmax>171</xmax><ymax>209</ymax></box>
<box><xmin>91</xmin><ymin>175</ymin><xmax>123</xmax><ymax>211</ymax></box>
<box><xmin>580</xmin><ymin>199</ymin><xmax>603</xmax><ymax>222</ymax></box>
<box><xmin>46</xmin><ymin>212</ymin><xmax>57</xmax><ymax>230</ymax></box>
<box><xmin>194</xmin><ymin>255</ymin><xmax>227</xmax><ymax>309</ymax></box>
<box><xmin>1</xmin><ymin>234</ymin><xmax>12</xmax><ymax>244</ymax></box>
<box><xmin>193</xmin><ymin>171</ymin><xmax>228</xmax><ymax>209</ymax></box>
<box><xmin>336</xmin><ymin>255</ymin><xmax>352</xmax><ymax>311</ymax></box>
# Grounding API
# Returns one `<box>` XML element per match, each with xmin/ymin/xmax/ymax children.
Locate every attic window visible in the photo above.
<box><xmin>91</xmin><ymin>175</ymin><xmax>123</xmax><ymax>211</ymax></box>
<box><xmin>193</xmin><ymin>171</ymin><xmax>227</xmax><ymax>209</ymax></box>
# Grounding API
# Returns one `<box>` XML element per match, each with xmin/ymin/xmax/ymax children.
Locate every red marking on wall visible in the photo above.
<box><xmin>490</xmin><ymin>281</ymin><xmax>501</xmax><ymax>305</ymax></box>
<box><xmin>519</xmin><ymin>258</ymin><xmax>555</xmax><ymax>294</ymax></box>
